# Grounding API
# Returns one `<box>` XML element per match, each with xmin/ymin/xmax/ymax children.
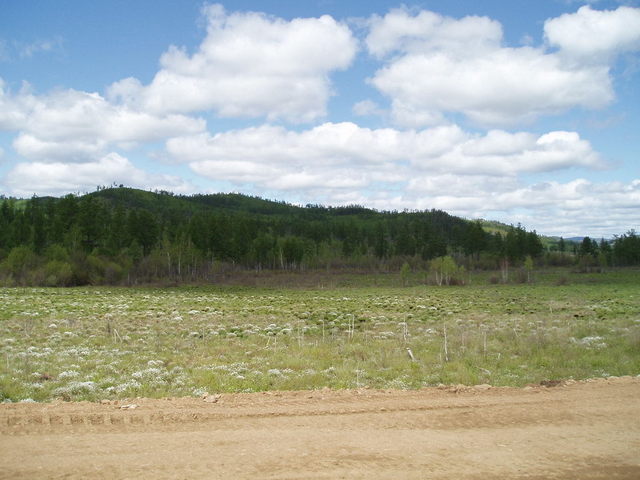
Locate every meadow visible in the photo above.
<box><xmin>1</xmin><ymin>269</ymin><xmax>638</xmax><ymax>402</ymax></box>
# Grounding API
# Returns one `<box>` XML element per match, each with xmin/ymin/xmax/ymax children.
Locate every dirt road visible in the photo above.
<box><xmin>1</xmin><ymin>377</ymin><xmax>639</xmax><ymax>479</ymax></box>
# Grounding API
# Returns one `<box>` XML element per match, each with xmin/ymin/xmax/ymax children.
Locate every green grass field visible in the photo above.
<box><xmin>1</xmin><ymin>269</ymin><xmax>638</xmax><ymax>402</ymax></box>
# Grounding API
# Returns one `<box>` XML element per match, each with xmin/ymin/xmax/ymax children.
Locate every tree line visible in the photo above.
<box><xmin>0</xmin><ymin>187</ymin><xmax>635</xmax><ymax>286</ymax></box>
<box><xmin>568</xmin><ymin>233</ymin><xmax>640</xmax><ymax>271</ymax></box>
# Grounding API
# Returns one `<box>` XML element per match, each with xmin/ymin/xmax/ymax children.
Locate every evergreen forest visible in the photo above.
<box><xmin>0</xmin><ymin>187</ymin><xmax>638</xmax><ymax>286</ymax></box>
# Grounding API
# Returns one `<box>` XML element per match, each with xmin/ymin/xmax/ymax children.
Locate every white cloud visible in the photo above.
<box><xmin>406</xmin><ymin>174</ymin><xmax>519</xmax><ymax>198</ymax></box>
<box><xmin>450</xmin><ymin>130</ymin><xmax>604</xmax><ymax>174</ymax></box>
<box><xmin>372</xmin><ymin>48</ymin><xmax>612</xmax><ymax>127</ymax></box>
<box><xmin>168</xmin><ymin>123</ymin><xmax>404</xmax><ymax>169</ymax></box>
<box><xmin>23</xmin><ymin>89</ymin><xmax>204</xmax><ymax>145</ymax></box>
<box><xmin>168</xmin><ymin>122</ymin><xmax>603</xmax><ymax>184</ymax></box>
<box><xmin>545</xmin><ymin>5</ymin><xmax>640</xmax><ymax>63</ymax></box>
<box><xmin>366</xmin><ymin>7</ymin><xmax>502</xmax><ymax>58</ymax></box>
<box><xmin>365</xmin><ymin>6</ymin><xmax>637</xmax><ymax>127</ymax></box>
<box><xmin>4</xmin><ymin>153</ymin><xmax>193</xmax><ymax>197</ymax></box>
<box><xmin>352</xmin><ymin>99</ymin><xmax>385</xmax><ymax>117</ymax></box>
<box><xmin>0</xmin><ymin>79</ymin><xmax>32</xmax><ymax>130</ymax></box>
<box><xmin>110</xmin><ymin>4</ymin><xmax>357</xmax><ymax>123</ymax></box>
<box><xmin>0</xmin><ymin>80</ymin><xmax>205</xmax><ymax>162</ymax></box>
<box><xmin>12</xmin><ymin>133</ymin><xmax>106</xmax><ymax>163</ymax></box>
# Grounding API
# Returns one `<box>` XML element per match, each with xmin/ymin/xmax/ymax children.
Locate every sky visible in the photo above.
<box><xmin>1</xmin><ymin>0</ymin><xmax>639</xmax><ymax>237</ymax></box>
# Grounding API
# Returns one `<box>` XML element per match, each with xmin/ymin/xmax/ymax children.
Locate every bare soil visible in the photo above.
<box><xmin>1</xmin><ymin>377</ymin><xmax>639</xmax><ymax>479</ymax></box>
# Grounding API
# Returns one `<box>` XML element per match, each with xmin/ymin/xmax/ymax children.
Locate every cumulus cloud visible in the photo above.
<box><xmin>0</xmin><ymin>79</ymin><xmax>31</xmax><ymax>130</ymax></box>
<box><xmin>372</xmin><ymin>48</ymin><xmax>612</xmax><ymax>126</ymax></box>
<box><xmin>12</xmin><ymin>133</ymin><xmax>106</xmax><ymax>163</ymax></box>
<box><xmin>365</xmin><ymin>6</ymin><xmax>638</xmax><ymax>127</ymax></box>
<box><xmin>0</xmin><ymin>80</ymin><xmax>204</xmax><ymax>162</ymax></box>
<box><xmin>169</xmin><ymin>125</ymin><xmax>393</xmax><ymax>192</ymax></box>
<box><xmin>167</xmin><ymin>122</ymin><xmax>603</xmax><ymax>184</ymax></box>
<box><xmin>109</xmin><ymin>4</ymin><xmax>357</xmax><ymax>122</ymax></box>
<box><xmin>4</xmin><ymin>153</ymin><xmax>193</xmax><ymax>197</ymax></box>
<box><xmin>545</xmin><ymin>5</ymin><xmax>640</xmax><ymax>62</ymax></box>
<box><xmin>366</xmin><ymin>8</ymin><xmax>502</xmax><ymax>58</ymax></box>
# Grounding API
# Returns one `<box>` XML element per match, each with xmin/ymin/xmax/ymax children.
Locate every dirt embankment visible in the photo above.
<box><xmin>1</xmin><ymin>377</ymin><xmax>639</xmax><ymax>479</ymax></box>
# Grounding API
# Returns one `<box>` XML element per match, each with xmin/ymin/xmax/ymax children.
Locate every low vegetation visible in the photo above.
<box><xmin>1</xmin><ymin>268</ymin><xmax>638</xmax><ymax>403</ymax></box>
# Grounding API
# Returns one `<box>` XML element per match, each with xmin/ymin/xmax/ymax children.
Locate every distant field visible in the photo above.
<box><xmin>1</xmin><ymin>269</ymin><xmax>639</xmax><ymax>402</ymax></box>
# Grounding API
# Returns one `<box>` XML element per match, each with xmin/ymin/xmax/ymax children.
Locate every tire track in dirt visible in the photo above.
<box><xmin>1</xmin><ymin>377</ymin><xmax>639</xmax><ymax>479</ymax></box>
<box><xmin>0</xmin><ymin>399</ymin><xmax>580</xmax><ymax>432</ymax></box>
<box><xmin>0</xmin><ymin>379</ymin><xmax>634</xmax><ymax>435</ymax></box>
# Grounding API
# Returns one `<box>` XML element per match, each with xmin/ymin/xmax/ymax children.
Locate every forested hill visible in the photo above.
<box><xmin>87</xmin><ymin>187</ymin><xmax>308</xmax><ymax>217</ymax></box>
<box><xmin>0</xmin><ymin>186</ymin><xmax>565</xmax><ymax>286</ymax></box>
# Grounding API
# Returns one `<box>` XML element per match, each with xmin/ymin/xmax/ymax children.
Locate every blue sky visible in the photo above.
<box><xmin>1</xmin><ymin>0</ymin><xmax>639</xmax><ymax>237</ymax></box>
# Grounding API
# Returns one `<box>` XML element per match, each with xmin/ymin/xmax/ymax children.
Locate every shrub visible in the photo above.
<box><xmin>400</xmin><ymin>262</ymin><xmax>411</xmax><ymax>286</ymax></box>
<box><xmin>44</xmin><ymin>260</ymin><xmax>74</xmax><ymax>287</ymax></box>
<box><xmin>45</xmin><ymin>244</ymin><xmax>70</xmax><ymax>262</ymax></box>
<box><xmin>430</xmin><ymin>256</ymin><xmax>466</xmax><ymax>286</ymax></box>
<box><xmin>2</xmin><ymin>246</ymin><xmax>38</xmax><ymax>285</ymax></box>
